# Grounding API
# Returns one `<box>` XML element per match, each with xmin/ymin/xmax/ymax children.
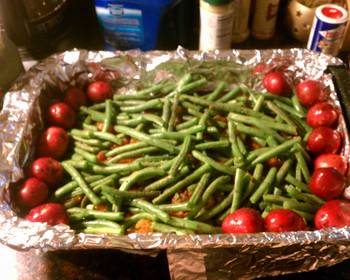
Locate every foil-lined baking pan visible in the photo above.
<box><xmin>0</xmin><ymin>47</ymin><xmax>350</xmax><ymax>279</ymax></box>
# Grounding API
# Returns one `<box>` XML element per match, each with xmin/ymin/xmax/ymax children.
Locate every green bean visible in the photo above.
<box><xmin>291</xmin><ymin>94</ymin><xmax>306</xmax><ymax>116</ymax></box>
<box><xmin>266</xmin><ymin>135</ymin><xmax>279</xmax><ymax>147</ymax></box>
<box><xmin>263</xmin><ymin>194</ymin><xmax>289</xmax><ymax>205</ymax></box>
<box><xmin>168</xmin><ymin>92</ymin><xmax>180</xmax><ymax>132</ymax></box>
<box><xmin>152</xmin><ymin>222</ymin><xmax>194</xmax><ymax>235</ymax></box>
<box><xmin>116</xmin><ymin>116</ymin><xmax>144</xmax><ymax>127</ymax></box>
<box><xmin>231</xmin><ymin>168</ymin><xmax>246</xmax><ymax>212</ymax></box>
<box><xmin>82</xmin><ymin>123</ymin><xmax>98</xmax><ymax>131</ymax></box>
<box><xmin>202</xmin><ymin>176</ymin><xmax>230</xmax><ymax>207</ymax></box>
<box><xmin>285</xmin><ymin>174</ymin><xmax>310</xmax><ymax>193</ymax></box>
<box><xmin>229</xmin><ymin>113</ymin><xmax>297</xmax><ymax>135</ymax></box>
<box><xmin>71</xmin><ymin>174</ymin><xmax>119</xmax><ymax>197</ymax></box>
<box><xmin>62</xmin><ymin>162</ymin><xmax>101</xmax><ymax>205</ymax></box>
<box><xmin>74</xmin><ymin>147</ymin><xmax>97</xmax><ymax>163</ymax></box>
<box><xmin>130</xmin><ymin>199</ymin><xmax>170</xmax><ymax>223</ymax></box>
<box><xmin>81</xmin><ymin>226</ymin><xmax>124</xmax><ymax>235</ymax></box>
<box><xmin>166</xmin><ymin>216</ymin><xmax>220</xmax><ymax>234</ymax></box>
<box><xmin>266</xmin><ymin>100</ymin><xmax>298</xmax><ymax>129</ymax></box>
<box><xmin>65</xmin><ymin>160</ymin><xmax>91</xmax><ymax>171</ymax></box>
<box><xmin>195</xmin><ymin>140</ymin><xmax>229</xmax><ymax>150</ymax></box>
<box><xmin>181</xmin><ymin>100</ymin><xmax>203</xmax><ymax>112</ymax></box>
<box><xmin>55</xmin><ymin>175</ymin><xmax>103</xmax><ymax>199</ymax></box>
<box><xmin>192</xmin><ymin>150</ymin><xmax>235</xmax><ymax>175</ymax></box>
<box><xmin>176</xmin><ymin>117</ymin><xmax>198</xmax><ymax>131</ymax></box>
<box><xmin>154</xmin><ymin>125</ymin><xmax>205</xmax><ymax>140</ymax></box>
<box><xmin>153</xmin><ymin>164</ymin><xmax>211</xmax><ymax>204</ymax></box>
<box><xmin>114</xmin><ymin>84</ymin><xmax>165</xmax><ymax>101</ymax></box>
<box><xmin>71</xmin><ymin>135</ymin><xmax>106</xmax><ymax>148</ymax></box>
<box><xmin>218</xmin><ymin>86</ymin><xmax>241</xmax><ymax>102</ymax></box>
<box><xmin>228</xmin><ymin>120</ymin><xmax>244</xmax><ymax>161</ymax></box>
<box><xmin>107</xmin><ymin>146</ymin><xmax>159</xmax><ymax>164</ymax></box>
<box><xmin>123</xmin><ymin>212</ymin><xmax>155</xmax><ymax>228</ymax></box>
<box><xmin>250</xmin><ymin>167</ymin><xmax>277</xmax><ymax>204</ymax></box>
<box><xmin>170</xmin><ymin>136</ymin><xmax>191</xmax><ymax>175</ymax></box>
<box><xmin>285</xmin><ymin>185</ymin><xmax>324</xmax><ymax>205</ymax></box>
<box><xmin>92</xmin><ymin>131</ymin><xmax>123</xmax><ymax>145</ymax></box>
<box><xmin>196</xmin><ymin>109</ymin><xmax>210</xmax><ymax>140</ymax></box>
<box><xmin>177</xmin><ymin>77</ymin><xmax>207</xmax><ymax>94</ymax></box>
<box><xmin>105</xmin><ymin>142</ymin><xmax>147</xmax><ymax>157</ymax></box>
<box><xmin>102</xmin><ymin>100</ymin><xmax>114</xmax><ymax>133</ymax></box>
<box><xmin>198</xmin><ymin>190</ymin><xmax>234</xmax><ymax>221</ymax></box>
<box><xmin>292</xmin><ymin>143</ymin><xmax>311</xmax><ymax>163</ymax></box>
<box><xmin>91</xmin><ymin>161</ymin><xmax>143</xmax><ymax>175</ymax></box>
<box><xmin>188</xmin><ymin>173</ymin><xmax>211</xmax><ymax>208</ymax></box>
<box><xmin>242</xmin><ymin>163</ymin><xmax>264</xmax><ymax>201</ymax></box>
<box><xmin>273</xmin><ymin>100</ymin><xmax>305</xmax><ymax>118</ymax></box>
<box><xmin>283</xmin><ymin>199</ymin><xmax>318</xmax><ymax>213</ymax></box>
<box><xmin>273</xmin><ymin>187</ymin><xmax>282</xmax><ymax>195</ymax></box>
<box><xmin>253</xmin><ymin>95</ymin><xmax>265</xmax><ymax>111</ymax></box>
<box><xmin>67</xmin><ymin>207</ymin><xmax>124</xmax><ymax>221</ymax></box>
<box><xmin>74</xmin><ymin>142</ymin><xmax>100</xmax><ymax>154</ymax></box>
<box><xmin>101</xmin><ymin>185</ymin><xmax>160</xmax><ymax>199</ymax></box>
<box><xmin>296</xmin><ymin>162</ymin><xmax>302</xmax><ymax>182</ymax></box>
<box><xmin>236</xmin><ymin>123</ymin><xmax>265</xmax><ymax>138</ymax></box>
<box><xmin>251</xmin><ymin>138</ymin><xmax>300</xmax><ymax>165</ymax></box>
<box><xmin>144</xmin><ymin>165</ymin><xmax>191</xmax><ymax>191</ymax></box>
<box><xmin>291</xmin><ymin>209</ymin><xmax>314</xmax><ymax>222</ymax></box>
<box><xmin>80</xmin><ymin>107</ymin><xmax>105</xmax><ymax>121</ymax></box>
<box><xmin>207</xmin><ymin>81</ymin><xmax>227</xmax><ymax>101</ymax></box>
<box><xmin>276</xmin><ymin>159</ymin><xmax>294</xmax><ymax>183</ymax></box>
<box><xmin>158</xmin><ymin>202</ymin><xmax>190</xmax><ymax>212</ymax></box>
<box><xmin>119</xmin><ymin>167</ymin><xmax>166</xmax><ymax>191</ymax></box>
<box><xmin>102</xmin><ymin>190</ymin><xmax>122</xmax><ymax>212</ymax></box>
<box><xmin>114</xmin><ymin>125</ymin><xmax>178</xmax><ymax>154</ymax></box>
<box><xmin>295</xmin><ymin>151</ymin><xmax>311</xmax><ymax>183</ymax></box>
<box><xmin>120</xmin><ymin>99</ymin><xmax>162</xmax><ymax>113</ymax></box>
<box><xmin>78</xmin><ymin>220</ymin><xmax>123</xmax><ymax>235</ymax></box>
<box><xmin>161</xmin><ymin>98</ymin><xmax>171</xmax><ymax>130</ymax></box>
<box><xmin>236</xmin><ymin>136</ymin><xmax>247</xmax><ymax>156</ymax></box>
<box><xmin>143</xmin><ymin>113</ymin><xmax>164</xmax><ymax>127</ymax></box>
<box><xmin>182</xmin><ymin>95</ymin><xmax>274</xmax><ymax>120</ymax></box>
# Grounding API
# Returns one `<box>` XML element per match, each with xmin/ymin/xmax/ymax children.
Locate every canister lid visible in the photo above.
<box><xmin>316</xmin><ymin>4</ymin><xmax>348</xmax><ymax>24</ymax></box>
<box><xmin>202</xmin><ymin>0</ymin><xmax>232</xmax><ymax>5</ymax></box>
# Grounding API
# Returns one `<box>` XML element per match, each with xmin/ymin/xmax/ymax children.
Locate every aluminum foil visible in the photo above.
<box><xmin>0</xmin><ymin>47</ymin><xmax>350</xmax><ymax>279</ymax></box>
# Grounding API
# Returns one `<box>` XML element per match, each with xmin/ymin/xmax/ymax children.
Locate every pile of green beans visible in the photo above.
<box><xmin>53</xmin><ymin>73</ymin><xmax>323</xmax><ymax>235</ymax></box>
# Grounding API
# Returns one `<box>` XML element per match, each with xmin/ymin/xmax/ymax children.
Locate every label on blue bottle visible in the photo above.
<box><xmin>95</xmin><ymin>1</ymin><xmax>144</xmax><ymax>50</ymax></box>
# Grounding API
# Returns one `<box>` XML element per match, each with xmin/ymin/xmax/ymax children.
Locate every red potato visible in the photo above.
<box><xmin>295</xmin><ymin>80</ymin><xmax>326</xmax><ymax>107</ymax></box>
<box><xmin>36</xmin><ymin>126</ymin><xmax>69</xmax><ymax>160</ymax></box>
<box><xmin>314</xmin><ymin>154</ymin><xmax>347</xmax><ymax>176</ymax></box>
<box><xmin>31</xmin><ymin>157</ymin><xmax>64</xmax><ymax>187</ymax></box>
<box><xmin>48</xmin><ymin>102</ymin><xmax>76</xmax><ymax>129</ymax></box>
<box><xmin>26</xmin><ymin>203</ymin><xmax>69</xmax><ymax>226</ymax></box>
<box><xmin>263</xmin><ymin>71</ymin><xmax>291</xmax><ymax>96</ymax></box>
<box><xmin>17</xmin><ymin>178</ymin><xmax>49</xmax><ymax>208</ymax></box>
<box><xmin>310</xmin><ymin>168</ymin><xmax>345</xmax><ymax>200</ymax></box>
<box><xmin>306</xmin><ymin>102</ymin><xmax>338</xmax><ymax>128</ymax></box>
<box><xmin>87</xmin><ymin>81</ymin><xmax>112</xmax><ymax>103</ymax></box>
<box><xmin>222</xmin><ymin>208</ymin><xmax>265</xmax><ymax>234</ymax></box>
<box><xmin>264</xmin><ymin>209</ymin><xmax>307</xmax><ymax>232</ymax></box>
<box><xmin>307</xmin><ymin>127</ymin><xmax>342</xmax><ymax>155</ymax></box>
<box><xmin>63</xmin><ymin>87</ymin><xmax>87</xmax><ymax>111</ymax></box>
<box><xmin>252</xmin><ymin>63</ymin><xmax>268</xmax><ymax>75</ymax></box>
<box><xmin>314</xmin><ymin>200</ymin><xmax>350</xmax><ymax>229</ymax></box>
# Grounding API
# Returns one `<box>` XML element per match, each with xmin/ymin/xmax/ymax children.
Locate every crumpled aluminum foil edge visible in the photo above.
<box><xmin>0</xmin><ymin>47</ymin><xmax>349</xmax><ymax>279</ymax></box>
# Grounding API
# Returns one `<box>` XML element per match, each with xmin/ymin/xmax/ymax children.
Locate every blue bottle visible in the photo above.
<box><xmin>95</xmin><ymin>0</ymin><xmax>176</xmax><ymax>51</ymax></box>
